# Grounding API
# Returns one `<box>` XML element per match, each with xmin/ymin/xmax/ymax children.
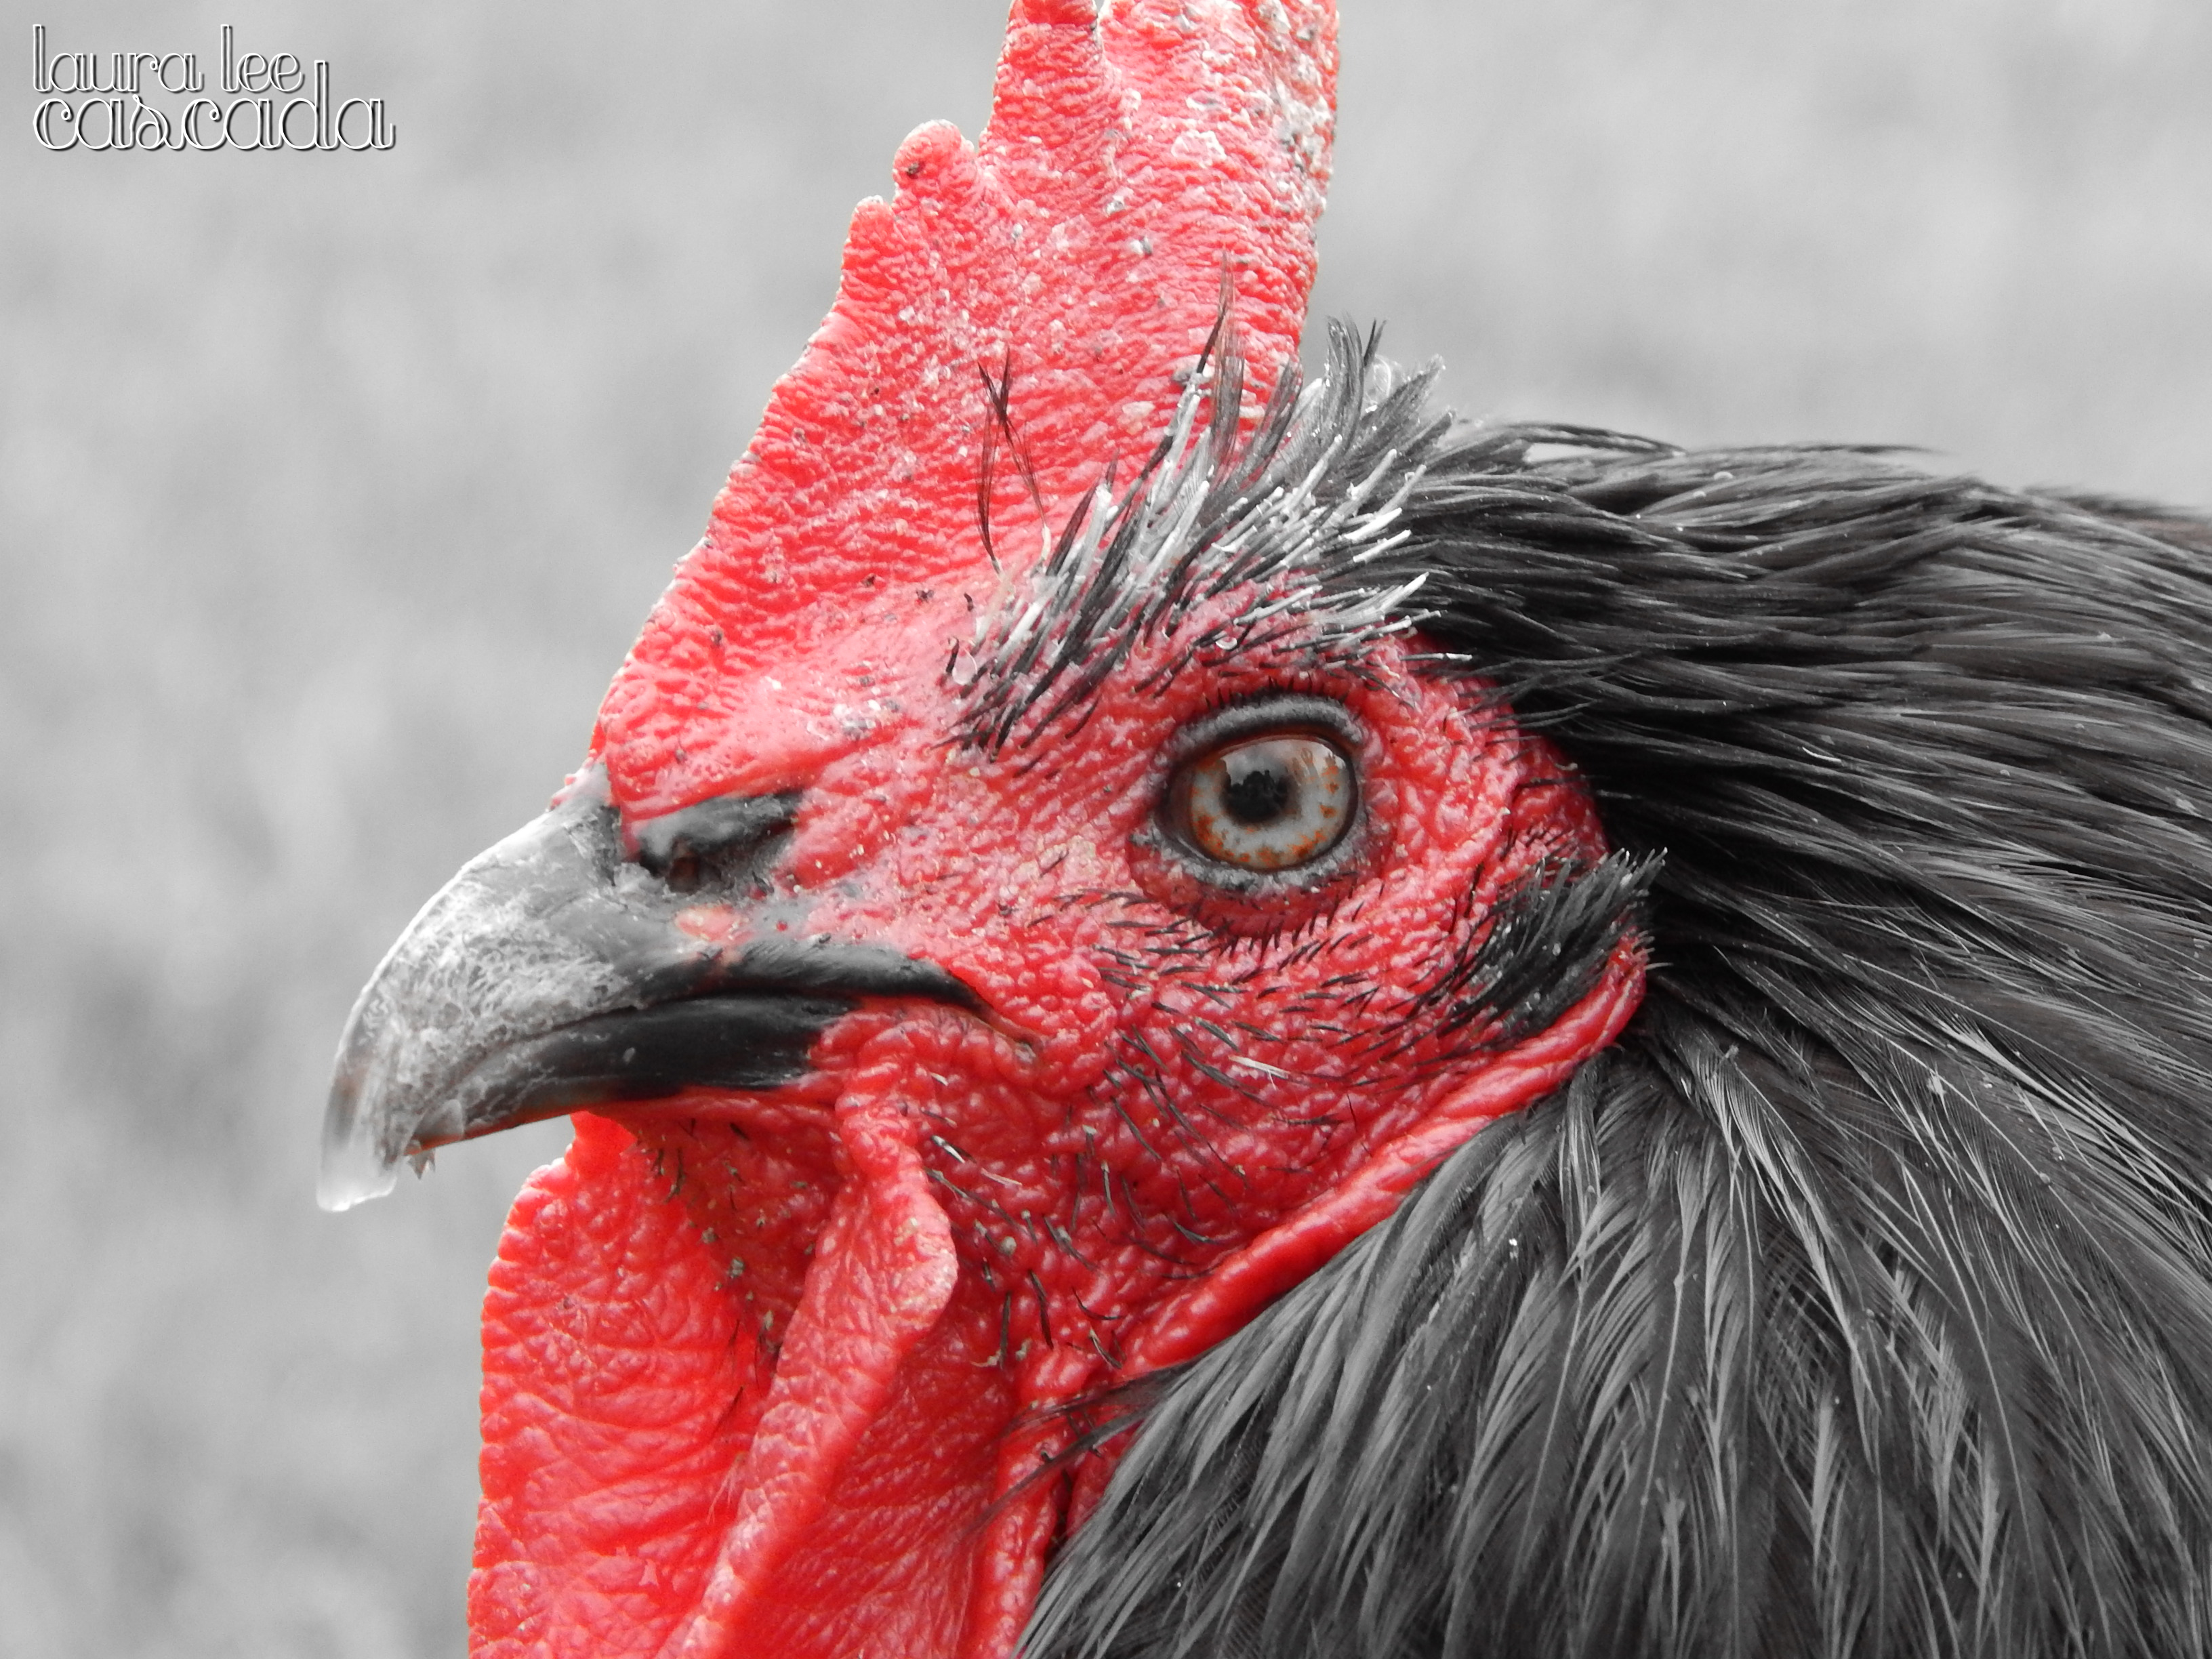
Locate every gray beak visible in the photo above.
<box><xmin>319</xmin><ymin>764</ymin><xmax>975</xmax><ymax>1210</ymax></box>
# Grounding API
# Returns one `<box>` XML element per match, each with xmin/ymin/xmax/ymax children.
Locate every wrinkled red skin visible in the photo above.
<box><xmin>468</xmin><ymin>3</ymin><xmax>1645</xmax><ymax>1656</ymax></box>
<box><xmin>474</xmin><ymin>610</ymin><xmax>1643</xmax><ymax>1658</ymax></box>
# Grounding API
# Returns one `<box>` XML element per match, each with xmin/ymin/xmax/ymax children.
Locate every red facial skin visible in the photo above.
<box><xmin>472</xmin><ymin>602</ymin><xmax>1642</xmax><ymax>1659</ymax></box>
<box><xmin>463</xmin><ymin>3</ymin><xmax>1642</xmax><ymax>1655</ymax></box>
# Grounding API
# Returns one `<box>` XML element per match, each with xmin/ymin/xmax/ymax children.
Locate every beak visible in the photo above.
<box><xmin>319</xmin><ymin>764</ymin><xmax>975</xmax><ymax>1210</ymax></box>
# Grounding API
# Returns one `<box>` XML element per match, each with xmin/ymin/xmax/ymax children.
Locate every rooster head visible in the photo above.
<box><xmin>322</xmin><ymin>3</ymin><xmax>1646</xmax><ymax>1656</ymax></box>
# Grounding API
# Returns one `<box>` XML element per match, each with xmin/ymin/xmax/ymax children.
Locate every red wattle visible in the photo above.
<box><xmin>665</xmin><ymin>1091</ymin><xmax>960</xmax><ymax>1656</ymax></box>
<box><xmin>473</xmin><ymin>1107</ymin><xmax>1020</xmax><ymax>1659</ymax></box>
<box><xmin>472</xmin><ymin>1115</ymin><xmax>763</xmax><ymax>1659</ymax></box>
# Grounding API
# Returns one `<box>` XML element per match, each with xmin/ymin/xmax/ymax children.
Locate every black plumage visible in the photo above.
<box><xmin>1025</xmin><ymin>325</ymin><xmax>2212</xmax><ymax>1659</ymax></box>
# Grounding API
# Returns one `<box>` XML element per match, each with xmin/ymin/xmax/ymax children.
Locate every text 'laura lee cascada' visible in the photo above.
<box><xmin>32</xmin><ymin>25</ymin><xmax>394</xmax><ymax>152</ymax></box>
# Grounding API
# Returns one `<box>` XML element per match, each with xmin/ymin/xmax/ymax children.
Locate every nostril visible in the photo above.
<box><xmin>630</xmin><ymin>792</ymin><xmax>802</xmax><ymax>895</ymax></box>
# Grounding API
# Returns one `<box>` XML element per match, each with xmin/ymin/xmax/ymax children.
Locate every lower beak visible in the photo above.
<box><xmin>319</xmin><ymin>764</ymin><xmax>974</xmax><ymax>1210</ymax></box>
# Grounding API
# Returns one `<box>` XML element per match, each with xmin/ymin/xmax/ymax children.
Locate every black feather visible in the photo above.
<box><xmin>1024</xmin><ymin>327</ymin><xmax>2212</xmax><ymax>1659</ymax></box>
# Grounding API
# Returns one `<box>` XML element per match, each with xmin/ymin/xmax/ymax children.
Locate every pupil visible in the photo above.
<box><xmin>1221</xmin><ymin>756</ymin><xmax>1294</xmax><ymax>825</ymax></box>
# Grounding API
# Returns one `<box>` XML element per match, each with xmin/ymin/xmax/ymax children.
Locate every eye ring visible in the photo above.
<box><xmin>1150</xmin><ymin>694</ymin><xmax>1371</xmax><ymax>889</ymax></box>
<box><xmin>1132</xmin><ymin>695</ymin><xmax>1374</xmax><ymax>926</ymax></box>
<box><xmin>1168</xmin><ymin>732</ymin><xmax>1356</xmax><ymax>871</ymax></box>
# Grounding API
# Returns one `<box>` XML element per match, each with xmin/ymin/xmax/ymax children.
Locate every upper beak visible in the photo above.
<box><xmin>319</xmin><ymin>764</ymin><xmax>976</xmax><ymax>1210</ymax></box>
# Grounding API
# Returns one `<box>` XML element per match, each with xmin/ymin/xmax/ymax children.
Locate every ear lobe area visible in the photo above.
<box><xmin>1116</xmin><ymin>944</ymin><xmax>1646</xmax><ymax>1376</ymax></box>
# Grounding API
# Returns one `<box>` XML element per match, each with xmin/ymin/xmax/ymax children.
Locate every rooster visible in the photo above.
<box><xmin>323</xmin><ymin>2</ymin><xmax>2212</xmax><ymax>1656</ymax></box>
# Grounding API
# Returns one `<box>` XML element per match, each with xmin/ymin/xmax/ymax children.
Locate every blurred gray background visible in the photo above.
<box><xmin>3</xmin><ymin>0</ymin><xmax>2207</xmax><ymax>1652</ymax></box>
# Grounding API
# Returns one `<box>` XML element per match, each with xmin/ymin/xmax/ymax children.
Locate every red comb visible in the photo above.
<box><xmin>592</xmin><ymin>0</ymin><xmax>1335</xmax><ymax>808</ymax></box>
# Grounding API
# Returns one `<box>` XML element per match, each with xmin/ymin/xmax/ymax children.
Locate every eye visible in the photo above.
<box><xmin>1167</xmin><ymin>731</ymin><xmax>1357</xmax><ymax>872</ymax></box>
